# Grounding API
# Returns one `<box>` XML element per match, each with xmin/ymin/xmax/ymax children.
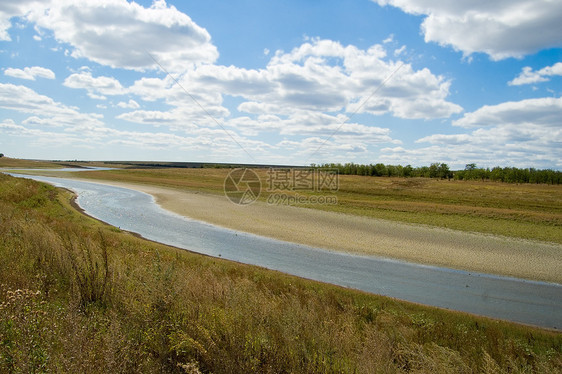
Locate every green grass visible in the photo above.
<box><xmin>76</xmin><ymin>168</ymin><xmax>562</xmax><ymax>244</ymax></box>
<box><xmin>1</xmin><ymin>173</ymin><xmax>561</xmax><ymax>373</ymax></box>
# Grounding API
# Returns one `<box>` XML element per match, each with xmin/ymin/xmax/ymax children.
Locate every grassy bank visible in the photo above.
<box><xmin>1</xmin><ymin>174</ymin><xmax>561</xmax><ymax>373</ymax></box>
<box><xmin>75</xmin><ymin>167</ymin><xmax>562</xmax><ymax>244</ymax></box>
<box><xmin>0</xmin><ymin>157</ymin><xmax>65</xmax><ymax>169</ymax></box>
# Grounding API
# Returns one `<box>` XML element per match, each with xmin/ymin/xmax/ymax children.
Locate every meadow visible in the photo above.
<box><xmin>1</xmin><ymin>172</ymin><xmax>561</xmax><ymax>373</ymax></box>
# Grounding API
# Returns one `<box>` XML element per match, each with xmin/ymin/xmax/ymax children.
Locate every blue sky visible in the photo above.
<box><xmin>0</xmin><ymin>0</ymin><xmax>561</xmax><ymax>169</ymax></box>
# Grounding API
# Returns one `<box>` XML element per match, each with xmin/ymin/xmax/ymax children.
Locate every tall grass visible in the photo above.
<box><xmin>0</xmin><ymin>173</ymin><xmax>560</xmax><ymax>373</ymax></box>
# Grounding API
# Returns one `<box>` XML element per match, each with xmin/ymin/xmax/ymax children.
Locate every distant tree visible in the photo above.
<box><xmin>316</xmin><ymin>161</ymin><xmax>560</xmax><ymax>184</ymax></box>
<box><xmin>0</xmin><ymin>153</ymin><xmax>3</xmax><ymax>158</ymax></box>
<box><xmin>437</xmin><ymin>163</ymin><xmax>452</xmax><ymax>179</ymax></box>
<box><xmin>428</xmin><ymin>163</ymin><xmax>440</xmax><ymax>178</ymax></box>
<box><xmin>402</xmin><ymin>165</ymin><xmax>413</xmax><ymax>177</ymax></box>
<box><xmin>374</xmin><ymin>163</ymin><xmax>387</xmax><ymax>177</ymax></box>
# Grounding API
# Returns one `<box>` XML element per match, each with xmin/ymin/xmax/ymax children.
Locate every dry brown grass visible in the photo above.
<box><xmin>1</xmin><ymin>173</ymin><xmax>561</xmax><ymax>373</ymax></box>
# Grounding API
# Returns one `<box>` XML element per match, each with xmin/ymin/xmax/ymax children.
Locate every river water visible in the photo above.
<box><xmin>9</xmin><ymin>174</ymin><xmax>562</xmax><ymax>329</ymax></box>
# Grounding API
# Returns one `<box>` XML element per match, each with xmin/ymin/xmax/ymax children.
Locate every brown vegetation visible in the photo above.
<box><xmin>1</xmin><ymin>173</ymin><xmax>561</xmax><ymax>372</ymax></box>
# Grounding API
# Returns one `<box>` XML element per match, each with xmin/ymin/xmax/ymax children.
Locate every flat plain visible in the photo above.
<box><xmin>1</xmin><ymin>170</ymin><xmax>561</xmax><ymax>373</ymax></box>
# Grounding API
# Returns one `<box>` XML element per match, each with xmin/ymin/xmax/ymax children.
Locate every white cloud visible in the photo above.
<box><xmin>25</xmin><ymin>0</ymin><xmax>218</xmax><ymax>71</ymax></box>
<box><xmin>116</xmin><ymin>99</ymin><xmax>140</xmax><ymax>109</ymax></box>
<box><xmin>383</xmin><ymin>34</ymin><xmax>394</xmax><ymax>44</ymax></box>
<box><xmin>0</xmin><ymin>0</ymin><xmax>39</xmax><ymax>41</ymax></box>
<box><xmin>509</xmin><ymin>62</ymin><xmax>562</xmax><ymax>86</ymax></box>
<box><xmin>225</xmin><ymin>110</ymin><xmax>399</xmax><ymax>142</ymax></box>
<box><xmin>116</xmin><ymin>104</ymin><xmax>230</xmax><ymax>131</ymax></box>
<box><xmin>63</xmin><ymin>71</ymin><xmax>125</xmax><ymax>99</ymax></box>
<box><xmin>4</xmin><ymin>66</ymin><xmax>55</xmax><ymax>80</ymax></box>
<box><xmin>374</xmin><ymin>0</ymin><xmax>562</xmax><ymax>60</ymax></box>
<box><xmin>393</xmin><ymin>45</ymin><xmax>406</xmax><ymax>56</ymax></box>
<box><xmin>379</xmin><ymin>97</ymin><xmax>562</xmax><ymax>169</ymax></box>
<box><xmin>0</xmin><ymin>118</ymin><xmax>263</xmax><ymax>159</ymax></box>
<box><xmin>452</xmin><ymin>97</ymin><xmax>562</xmax><ymax>128</ymax></box>
<box><xmin>0</xmin><ymin>84</ymin><xmax>271</xmax><ymax>161</ymax></box>
<box><xmin>0</xmin><ymin>83</ymin><xmax>104</xmax><ymax>129</ymax></box>
<box><xmin>120</xmin><ymin>38</ymin><xmax>458</xmax><ymax>161</ymax></box>
<box><xmin>178</xmin><ymin>39</ymin><xmax>462</xmax><ymax>121</ymax></box>
<box><xmin>117</xmin><ymin>109</ymin><xmax>184</xmax><ymax>126</ymax></box>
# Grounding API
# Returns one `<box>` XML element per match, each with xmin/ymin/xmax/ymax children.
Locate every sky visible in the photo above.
<box><xmin>0</xmin><ymin>0</ymin><xmax>561</xmax><ymax>169</ymax></box>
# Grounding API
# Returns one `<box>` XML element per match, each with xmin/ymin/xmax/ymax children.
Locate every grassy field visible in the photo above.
<box><xmin>0</xmin><ymin>157</ymin><xmax>66</xmax><ymax>169</ymax></box>
<box><xmin>73</xmin><ymin>167</ymin><xmax>562</xmax><ymax>244</ymax></box>
<box><xmin>1</xmin><ymin>173</ymin><xmax>561</xmax><ymax>373</ymax></box>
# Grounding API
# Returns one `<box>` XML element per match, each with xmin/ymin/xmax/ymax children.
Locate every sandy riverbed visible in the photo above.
<box><xmin>72</xmin><ymin>179</ymin><xmax>562</xmax><ymax>284</ymax></box>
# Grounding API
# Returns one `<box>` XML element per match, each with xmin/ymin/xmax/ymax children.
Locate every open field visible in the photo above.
<box><xmin>1</xmin><ymin>173</ymin><xmax>561</xmax><ymax>373</ymax></box>
<box><xmin>0</xmin><ymin>157</ymin><xmax>66</xmax><ymax>169</ymax></box>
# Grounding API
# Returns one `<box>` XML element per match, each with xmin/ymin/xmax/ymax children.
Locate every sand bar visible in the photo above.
<box><xmin>70</xmin><ymin>179</ymin><xmax>562</xmax><ymax>284</ymax></box>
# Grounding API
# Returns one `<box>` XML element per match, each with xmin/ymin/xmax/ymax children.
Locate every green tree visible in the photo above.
<box><xmin>437</xmin><ymin>163</ymin><xmax>451</xmax><ymax>179</ymax></box>
<box><xmin>428</xmin><ymin>163</ymin><xmax>440</xmax><ymax>178</ymax></box>
<box><xmin>402</xmin><ymin>165</ymin><xmax>413</xmax><ymax>177</ymax></box>
<box><xmin>374</xmin><ymin>163</ymin><xmax>387</xmax><ymax>177</ymax></box>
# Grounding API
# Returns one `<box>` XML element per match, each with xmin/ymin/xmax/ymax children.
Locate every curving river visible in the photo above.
<box><xmin>9</xmin><ymin>174</ymin><xmax>562</xmax><ymax>329</ymax></box>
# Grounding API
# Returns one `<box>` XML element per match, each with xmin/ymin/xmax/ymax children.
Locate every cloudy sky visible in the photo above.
<box><xmin>1</xmin><ymin>0</ymin><xmax>561</xmax><ymax>169</ymax></box>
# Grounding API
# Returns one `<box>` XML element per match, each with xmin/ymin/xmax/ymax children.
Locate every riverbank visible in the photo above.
<box><xmin>1</xmin><ymin>172</ymin><xmax>561</xmax><ymax>373</ymax></box>
<box><xmin>72</xmin><ymin>179</ymin><xmax>562</xmax><ymax>284</ymax></box>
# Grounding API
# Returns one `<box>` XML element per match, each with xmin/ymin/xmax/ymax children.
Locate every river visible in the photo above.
<box><xmin>8</xmin><ymin>173</ymin><xmax>562</xmax><ymax>329</ymax></box>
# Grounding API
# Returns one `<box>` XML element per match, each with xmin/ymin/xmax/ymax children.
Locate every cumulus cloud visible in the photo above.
<box><xmin>63</xmin><ymin>71</ymin><xmax>125</xmax><ymax>100</ymax></box>
<box><xmin>4</xmin><ymin>66</ymin><xmax>55</xmax><ymax>80</ymax></box>
<box><xmin>171</xmin><ymin>39</ymin><xmax>462</xmax><ymax>121</ymax></box>
<box><xmin>24</xmin><ymin>0</ymin><xmax>218</xmax><ymax>71</ymax></box>
<box><xmin>0</xmin><ymin>0</ymin><xmax>39</xmax><ymax>41</ymax></box>
<box><xmin>117</xmin><ymin>105</ymin><xmax>229</xmax><ymax>130</ymax></box>
<box><xmin>116</xmin><ymin>99</ymin><xmax>140</xmax><ymax>109</ymax></box>
<box><xmin>452</xmin><ymin>97</ymin><xmax>562</xmax><ymax>128</ymax></box>
<box><xmin>374</xmin><ymin>0</ymin><xmax>562</xmax><ymax>60</ymax></box>
<box><xmin>379</xmin><ymin>97</ymin><xmax>562</xmax><ymax>169</ymax></box>
<box><xmin>509</xmin><ymin>62</ymin><xmax>562</xmax><ymax>86</ymax></box>
<box><xmin>118</xmin><ymin>38</ymin><xmax>459</xmax><ymax>163</ymax></box>
<box><xmin>0</xmin><ymin>83</ymin><xmax>272</xmax><ymax>161</ymax></box>
<box><xmin>0</xmin><ymin>83</ymin><xmax>104</xmax><ymax>129</ymax></box>
<box><xmin>116</xmin><ymin>38</ymin><xmax>458</xmax><ymax>162</ymax></box>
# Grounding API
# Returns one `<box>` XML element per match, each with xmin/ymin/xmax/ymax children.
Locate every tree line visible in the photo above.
<box><xmin>313</xmin><ymin>162</ymin><xmax>562</xmax><ymax>184</ymax></box>
<box><xmin>454</xmin><ymin>164</ymin><xmax>562</xmax><ymax>184</ymax></box>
